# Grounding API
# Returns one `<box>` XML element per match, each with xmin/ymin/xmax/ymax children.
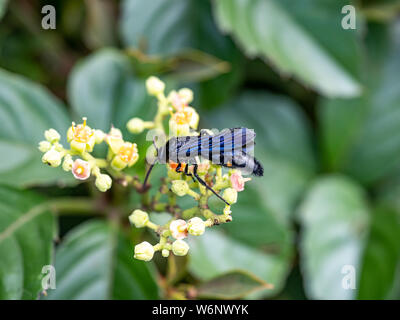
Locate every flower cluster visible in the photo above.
<box><xmin>39</xmin><ymin>76</ymin><xmax>253</xmax><ymax>262</ymax></box>
<box><xmin>39</xmin><ymin>117</ymin><xmax>139</xmax><ymax>193</ymax></box>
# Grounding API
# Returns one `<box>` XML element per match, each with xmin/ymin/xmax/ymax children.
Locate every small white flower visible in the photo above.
<box><xmin>169</xmin><ymin>219</ymin><xmax>188</xmax><ymax>240</ymax></box>
<box><xmin>171</xmin><ymin>180</ymin><xmax>189</xmax><ymax>197</ymax></box>
<box><xmin>223</xmin><ymin>188</ymin><xmax>238</xmax><ymax>205</ymax></box>
<box><xmin>38</xmin><ymin>141</ymin><xmax>52</xmax><ymax>153</ymax></box>
<box><xmin>71</xmin><ymin>159</ymin><xmax>91</xmax><ymax>180</ymax></box>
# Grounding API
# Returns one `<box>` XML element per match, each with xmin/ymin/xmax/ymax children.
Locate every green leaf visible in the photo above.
<box><xmin>320</xmin><ymin>24</ymin><xmax>400</xmax><ymax>184</ymax></box>
<box><xmin>196</xmin><ymin>270</ymin><xmax>273</xmax><ymax>299</ymax></box>
<box><xmin>0</xmin><ymin>0</ymin><xmax>8</xmax><ymax>20</ymax></box>
<box><xmin>119</xmin><ymin>0</ymin><xmax>244</xmax><ymax>107</ymax></box>
<box><xmin>207</xmin><ymin>91</ymin><xmax>316</xmax><ymax>219</ymax></box>
<box><xmin>0</xmin><ymin>68</ymin><xmax>74</xmax><ymax>187</ymax></box>
<box><xmin>298</xmin><ymin>176</ymin><xmax>370</xmax><ymax>299</ymax></box>
<box><xmin>358</xmin><ymin>205</ymin><xmax>400</xmax><ymax>299</ymax></box>
<box><xmin>213</xmin><ymin>0</ymin><xmax>362</xmax><ymax>97</ymax></box>
<box><xmin>68</xmin><ymin>48</ymin><xmax>155</xmax><ymax>135</ymax></box>
<box><xmin>189</xmin><ymin>227</ymin><xmax>292</xmax><ymax>299</ymax></box>
<box><xmin>0</xmin><ymin>186</ymin><xmax>55</xmax><ymax>299</ymax></box>
<box><xmin>45</xmin><ymin>220</ymin><xmax>159</xmax><ymax>300</ymax></box>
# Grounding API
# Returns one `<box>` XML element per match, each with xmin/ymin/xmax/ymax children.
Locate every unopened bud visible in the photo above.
<box><xmin>95</xmin><ymin>174</ymin><xmax>112</xmax><ymax>192</ymax></box>
<box><xmin>223</xmin><ymin>188</ymin><xmax>238</xmax><ymax>204</ymax></box>
<box><xmin>38</xmin><ymin>141</ymin><xmax>52</xmax><ymax>153</ymax></box>
<box><xmin>178</xmin><ymin>88</ymin><xmax>193</xmax><ymax>104</ymax></box>
<box><xmin>187</xmin><ymin>217</ymin><xmax>205</xmax><ymax>236</ymax></box>
<box><xmin>162</xmin><ymin>249</ymin><xmax>170</xmax><ymax>257</ymax></box>
<box><xmin>134</xmin><ymin>241</ymin><xmax>154</xmax><ymax>261</ymax></box>
<box><xmin>146</xmin><ymin>76</ymin><xmax>165</xmax><ymax>96</ymax></box>
<box><xmin>44</xmin><ymin>129</ymin><xmax>60</xmax><ymax>143</ymax></box>
<box><xmin>62</xmin><ymin>154</ymin><xmax>74</xmax><ymax>172</ymax></box>
<box><xmin>171</xmin><ymin>180</ymin><xmax>189</xmax><ymax>197</ymax></box>
<box><xmin>172</xmin><ymin>239</ymin><xmax>189</xmax><ymax>256</ymax></box>
<box><xmin>129</xmin><ymin>209</ymin><xmax>149</xmax><ymax>228</ymax></box>
<box><xmin>42</xmin><ymin>149</ymin><xmax>62</xmax><ymax>167</ymax></box>
<box><xmin>127</xmin><ymin>118</ymin><xmax>145</xmax><ymax>134</ymax></box>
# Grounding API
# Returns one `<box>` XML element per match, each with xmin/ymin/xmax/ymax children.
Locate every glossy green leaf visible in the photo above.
<box><xmin>0</xmin><ymin>186</ymin><xmax>55</xmax><ymax>299</ymax></box>
<box><xmin>298</xmin><ymin>176</ymin><xmax>370</xmax><ymax>299</ymax></box>
<box><xmin>68</xmin><ymin>48</ymin><xmax>155</xmax><ymax>135</ymax></box>
<box><xmin>0</xmin><ymin>0</ymin><xmax>8</xmax><ymax>20</ymax></box>
<box><xmin>119</xmin><ymin>0</ymin><xmax>244</xmax><ymax>108</ymax></box>
<box><xmin>196</xmin><ymin>270</ymin><xmax>273</xmax><ymax>299</ymax></box>
<box><xmin>358</xmin><ymin>206</ymin><xmax>400</xmax><ymax>299</ymax></box>
<box><xmin>320</xmin><ymin>25</ymin><xmax>400</xmax><ymax>184</ymax></box>
<box><xmin>207</xmin><ymin>91</ymin><xmax>316</xmax><ymax>219</ymax></box>
<box><xmin>213</xmin><ymin>0</ymin><xmax>362</xmax><ymax>97</ymax></box>
<box><xmin>45</xmin><ymin>220</ymin><xmax>159</xmax><ymax>300</ymax></box>
<box><xmin>0</xmin><ymin>68</ymin><xmax>74</xmax><ymax>187</ymax></box>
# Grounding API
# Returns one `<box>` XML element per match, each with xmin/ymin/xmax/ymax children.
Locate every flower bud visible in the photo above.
<box><xmin>95</xmin><ymin>174</ymin><xmax>112</xmax><ymax>192</ymax></box>
<box><xmin>42</xmin><ymin>149</ymin><xmax>62</xmax><ymax>167</ymax></box>
<box><xmin>169</xmin><ymin>219</ymin><xmax>188</xmax><ymax>240</ymax></box>
<box><xmin>134</xmin><ymin>241</ymin><xmax>154</xmax><ymax>261</ymax></box>
<box><xmin>178</xmin><ymin>88</ymin><xmax>193</xmax><ymax>104</ymax></box>
<box><xmin>172</xmin><ymin>240</ymin><xmax>189</xmax><ymax>256</ymax></box>
<box><xmin>94</xmin><ymin>130</ymin><xmax>105</xmax><ymax>144</ymax></box>
<box><xmin>44</xmin><ymin>128</ymin><xmax>60</xmax><ymax>143</ymax></box>
<box><xmin>38</xmin><ymin>141</ymin><xmax>52</xmax><ymax>153</ymax></box>
<box><xmin>62</xmin><ymin>154</ymin><xmax>74</xmax><ymax>172</ymax></box>
<box><xmin>162</xmin><ymin>249</ymin><xmax>170</xmax><ymax>258</ymax></box>
<box><xmin>71</xmin><ymin>159</ymin><xmax>91</xmax><ymax>180</ymax></box>
<box><xmin>223</xmin><ymin>188</ymin><xmax>238</xmax><ymax>205</ymax></box>
<box><xmin>127</xmin><ymin>117</ymin><xmax>145</xmax><ymax>134</ymax></box>
<box><xmin>187</xmin><ymin>217</ymin><xmax>205</xmax><ymax>236</ymax></box>
<box><xmin>146</xmin><ymin>76</ymin><xmax>165</xmax><ymax>96</ymax></box>
<box><xmin>171</xmin><ymin>180</ymin><xmax>189</xmax><ymax>197</ymax></box>
<box><xmin>129</xmin><ymin>209</ymin><xmax>149</xmax><ymax>228</ymax></box>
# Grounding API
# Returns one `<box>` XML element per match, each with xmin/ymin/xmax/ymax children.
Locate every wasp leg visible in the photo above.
<box><xmin>184</xmin><ymin>163</ymin><xmax>196</xmax><ymax>183</ymax></box>
<box><xmin>175</xmin><ymin>163</ymin><xmax>182</xmax><ymax>173</ymax></box>
<box><xmin>193</xmin><ymin>164</ymin><xmax>230</xmax><ymax>206</ymax></box>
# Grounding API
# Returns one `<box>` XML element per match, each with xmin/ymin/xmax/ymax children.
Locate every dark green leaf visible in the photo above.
<box><xmin>358</xmin><ymin>205</ymin><xmax>400</xmax><ymax>299</ymax></box>
<box><xmin>196</xmin><ymin>270</ymin><xmax>273</xmax><ymax>299</ymax></box>
<box><xmin>213</xmin><ymin>0</ymin><xmax>362</xmax><ymax>97</ymax></box>
<box><xmin>298</xmin><ymin>176</ymin><xmax>370</xmax><ymax>299</ymax></box>
<box><xmin>320</xmin><ymin>24</ymin><xmax>400</xmax><ymax>184</ymax></box>
<box><xmin>0</xmin><ymin>186</ymin><xmax>55</xmax><ymax>299</ymax></box>
<box><xmin>68</xmin><ymin>48</ymin><xmax>155</xmax><ymax>135</ymax></box>
<box><xmin>0</xmin><ymin>0</ymin><xmax>8</xmax><ymax>20</ymax></box>
<box><xmin>45</xmin><ymin>220</ymin><xmax>159</xmax><ymax>300</ymax></box>
<box><xmin>0</xmin><ymin>68</ymin><xmax>74</xmax><ymax>187</ymax></box>
<box><xmin>119</xmin><ymin>0</ymin><xmax>244</xmax><ymax>107</ymax></box>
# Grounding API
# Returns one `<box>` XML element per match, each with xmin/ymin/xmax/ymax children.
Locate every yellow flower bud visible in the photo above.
<box><xmin>44</xmin><ymin>128</ymin><xmax>60</xmax><ymax>143</ymax></box>
<box><xmin>134</xmin><ymin>241</ymin><xmax>154</xmax><ymax>261</ymax></box>
<box><xmin>171</xmin><ymin>180</ymin><xmax>189</xmax><ymax>197</ymax></box>
<box><xmin>178</xmin><ymin>88</ymin><xmax>193</xmax><ymax>104</ymax></box>
<box><xmin>223</xmin><ymin>188</ymin><xmax>238</xmax><ymax>205</ymax></box>
<box><xmin>95</xmin><ymin>174</ymin><xmax>112</xmax><ymax>192</ymax></box>
<box><xmin>129</xmin><ymin>209</ymin><xmax>149</xmax><ymax>228</ymax></box>
<box><xmin>38</xmin><ymin>141</ymin><xmax>51</xmax><ymax>153</ymax></box>
<box><xmin>127</xmin><ymin>118</ymin><xmax>145</xmax><ymax>134</ymax></box>
<box><xmin>187</xmin><ymin>217</ymin><xmax>205</xmax><ymax>236</ymax></box>
<box><xmin>162</xmin><ymin>249</ymin><xmax>170</xmax><ymax>258</ymax></box>
<box><xmin>62</xmin><ymin>154</ymin><xmax>74</xmax><ymax>172</ymax></box>
<box><xmin>42</xmin><ymin>149</ymin><xmax>62</xmax><ymax>167</ymax></box>
<box><xmin>146</xmin><ymin>76</ymin><xmax>165</xmax><ymax>96</ymax></box>
<box><xmin>172</xmin><ymin>239</ymin><xmax>189</xmax><ymax>256</ymax></box>
<box><xmin>94</xmin><ymin>130</ymin><xmax>105</xmax><ymax>144</ymax></box>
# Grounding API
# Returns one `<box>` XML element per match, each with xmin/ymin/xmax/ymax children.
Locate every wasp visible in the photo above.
<box><xmin>143</xmin><ymin>128</ymin><xmax>264</xmax><ymax>205</ymax></box>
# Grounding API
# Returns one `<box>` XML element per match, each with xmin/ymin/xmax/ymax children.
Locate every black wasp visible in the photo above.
<box><xmin>143</xmin><ymin>127</ymin><xmax>264</xmax><ymax>205</ymax></box>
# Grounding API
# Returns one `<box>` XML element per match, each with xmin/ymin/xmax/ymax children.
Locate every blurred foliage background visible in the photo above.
<box><xmin>1</xmin><ymin>0</ymin><xmax>400</xmax><ymax>300</ymax></box>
